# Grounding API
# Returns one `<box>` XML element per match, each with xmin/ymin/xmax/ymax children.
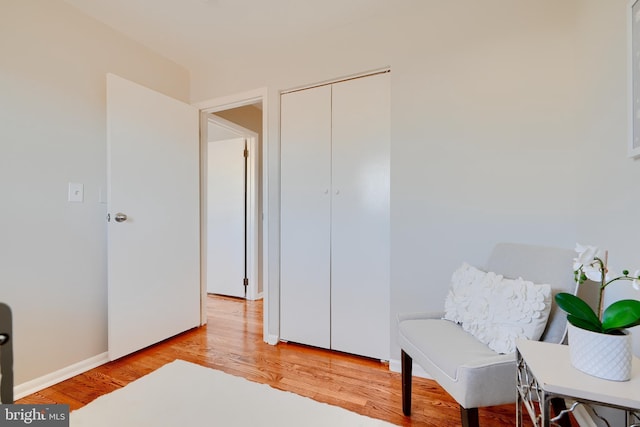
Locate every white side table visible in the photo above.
<box><xmin>516</xmin><ymin>339</ymin><xmax>640</xmax><ymax>426</ymax></box>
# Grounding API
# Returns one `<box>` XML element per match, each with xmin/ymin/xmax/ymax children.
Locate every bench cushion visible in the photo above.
<box><xmin>398</xmin><ymin>318</ymin><xmax>506</xmax><ymax>380</ymax></box>
<box><xmin>398</xmin><ymin>316</ymin><xmax>516</xmax><ymax>407</ymax></box>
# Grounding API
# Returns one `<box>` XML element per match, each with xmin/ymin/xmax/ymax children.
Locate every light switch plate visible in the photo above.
<box><xmin>68</xmin><ymin>182</ymin><xmax>84</xmax><ymax>202</ymax></box>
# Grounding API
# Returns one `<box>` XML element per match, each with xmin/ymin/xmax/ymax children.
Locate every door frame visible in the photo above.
<box><xmin>205</xmin><ymin>115</ymin><xmax>260</xmax><ymax>300</ymax></box>
<box><xmin>194</xmin><ymin>88</ymin><xmax>269</xmax><ymax>342</ymax></box>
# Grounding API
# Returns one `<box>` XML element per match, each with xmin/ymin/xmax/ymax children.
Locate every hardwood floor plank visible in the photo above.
<box><xmin>17</xmin><ymin>294</ymin><xmax>542</xmax><ymax>426</ymax></box>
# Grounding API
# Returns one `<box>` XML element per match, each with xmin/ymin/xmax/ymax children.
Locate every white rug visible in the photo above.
<box><xmin>71</xmin><ymin>359</ymin><xmax>396</xmax><ymax>426</ymax></box>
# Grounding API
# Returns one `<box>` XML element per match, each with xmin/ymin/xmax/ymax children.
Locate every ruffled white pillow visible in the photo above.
<box><xmin>444</xmin><ymin>263</ymin><xmax>552</xmax><ymax>354</ymax></box>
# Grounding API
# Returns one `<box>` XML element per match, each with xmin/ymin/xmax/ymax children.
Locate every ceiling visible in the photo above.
<box><xmin>63</xmin><ymin>0</ymin><xmax>394</xmax><ymax>72</ymax></box>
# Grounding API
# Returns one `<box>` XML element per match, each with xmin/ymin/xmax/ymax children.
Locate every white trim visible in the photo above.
<box><xmin>207</xmin><ymin>115</ymin><xmax>255</xmax><ymax>138</ymax></box>
<box><xmin>246</xmin><ymin>134</ymin><xmax>259</xmax><ymax>301</ymax></box>
<box><xmin>193</xmin><ymin>88</ymin><xmax>266</xmax><ymax>112</ymax></box>
<box><xmin>199</xmin><ymin>112</ymin><xmax>209</xmax><ymax>326</ymax></box>
<box><xmin>194</xmin><ymin>88</ymin><xmax>270</xmax><ymax>343</ymax></box>
<box><xmin>628</xmin><ymin>0</ymin><xmax>640</xmax><ymax>158</ymax></box>
<box><xmin>281</xmin><ymin>67</ymin><xmax>391</xmax><ymax>95</ymax></box>
<box><xmin>265</xmin><ymin>333</ymin><xmax>280</xmax><ymax>346</ymax></box>
<box><xmin>15</xmin><ymin>353</ymin><xmax>109</xmax><ymax>399</ymax></box>
<box><xmin>388</xmin><ymin>358</ymin><xmax>432</xmax><ymax>379</ymax></box>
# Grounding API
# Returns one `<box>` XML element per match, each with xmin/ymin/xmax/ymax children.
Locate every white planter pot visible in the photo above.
<box><xmin>567</xmin><ymin>322</ymin><xmax>632</xmax><ymax>382</ymax></box>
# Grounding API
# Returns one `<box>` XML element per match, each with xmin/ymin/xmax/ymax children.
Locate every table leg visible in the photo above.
<box><xmin>516</xmin><ymin>388</ymin><xmax>523</xmax><ymax>427</ymax></box>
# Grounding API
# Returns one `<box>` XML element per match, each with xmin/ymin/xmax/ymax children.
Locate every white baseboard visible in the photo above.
<box><xmin>247</xmin><ymin>292</ymin><xmax>264</xmax><ymax>301</ymax></box>
<box><xmin>265</xmin><ymin>334</ymin><xmax>279</xmax><ymax>346</ymax></box>
<box><xmin>388</xmin><ymin>358</ymin><xmax>432</xmax><ymax>379</ymax></box>
<box><xmin>247</xmin><ymin>291</ymin><xmax>264</xmax><ymax>301</ymax></box>
<box><xmin>15</xmin><ymin>352</ymin><xmax>109</xmax><ymax>400</ymax></box>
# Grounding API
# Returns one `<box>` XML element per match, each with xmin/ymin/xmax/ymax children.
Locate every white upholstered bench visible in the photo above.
<box><xmin>397</xmin><ymin>243</ymin><xmax>575</xmax><ymax>426</ymax></box>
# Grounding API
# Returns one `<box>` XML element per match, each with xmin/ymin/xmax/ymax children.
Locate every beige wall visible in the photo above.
<box><xmin>570</xmin><ymin>1</ymin><xmax>640</xmax><ymax>355</ymax></box>
<box><xmin>4</xmin><ymin>0</ymin><xmax>639</xmax><ymax>391</ymax></box>
<box><xmin>190</xmin><ymin>0</ymin><xmax>639</xmax><ymax>359</ymax></box>
<box><xmin>0</xmin><ymin>0</ymin><xmax>190</xmax><ymax>386</ymax></box>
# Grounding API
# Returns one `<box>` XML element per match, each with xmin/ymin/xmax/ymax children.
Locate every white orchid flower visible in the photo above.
<box><xmin>573</xmin><ymin>244</ymin><xmax>607</xmax><ymax>283</ymax></box>
<box><xmin>582</xmin><ymin>266</ymin><xmax>604</xmax><ymax>282</ymax></box>
<box><xmin>573</xmin><ymin>243</ymin><xmax>601</xmax><ymax>269</ymax></box>
<box><xmin>562</xmin><ymin>244</ymin><xmax>640</xmax><ymax>335</ymax></box>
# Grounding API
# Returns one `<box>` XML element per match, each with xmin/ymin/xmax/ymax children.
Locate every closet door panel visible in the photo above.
<box><xmin>280</xmin><ymin>86</ymin><xmax>332</xmax><ymax>348</ymax></box>
<box><xmin>330</xmin><ymin>73</ymin><xmax>390</xmax><ymax>360</ymax></box>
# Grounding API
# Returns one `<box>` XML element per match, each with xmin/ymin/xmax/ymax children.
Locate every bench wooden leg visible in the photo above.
<box><xmin>460</xmin><ymin>406</ymin><xmax>479</xmax><ymax>427</ymax></box>
<box><xmin>401</xmin><ymin>350</ymin><xmax>412</xmax><ymax>416</ymax></box>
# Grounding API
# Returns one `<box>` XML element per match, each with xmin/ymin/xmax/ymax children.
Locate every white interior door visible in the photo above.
<box><xmin>330</xmin><ymin>72</ymin><xmax>390</xmax><ymax>360</ymax></box>
<box><xmin>280</xmin><ymin>85</ymin><xmax>332</xmax><ymax>348</ymax></box>
<box><xmin>207</xmin><ymin>137</ymin><xmax>246</xmax><ymax>298</ymax></box>
<box><xmin>107</xmin><ymin>74</ymin><xmax>200</xmax><ymax>361</ymax></box>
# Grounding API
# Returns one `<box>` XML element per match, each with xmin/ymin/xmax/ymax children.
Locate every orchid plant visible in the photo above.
<box><xmin>555</xmin><ymin>244</ymin><xmax>640</xmax><ymax>335</ymax></box>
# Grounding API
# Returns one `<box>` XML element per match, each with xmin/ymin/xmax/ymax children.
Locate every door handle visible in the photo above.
<box><xmin>114</xmin><ymin>212</ymin><xmax>128</xmax><ymax>223</ymax></box>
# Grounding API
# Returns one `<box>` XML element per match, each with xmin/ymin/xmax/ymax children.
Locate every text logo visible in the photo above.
<box><xmin>0</xmin><ymin>405</ymin><xmax>69</xmax><ymax>426</ymax></box>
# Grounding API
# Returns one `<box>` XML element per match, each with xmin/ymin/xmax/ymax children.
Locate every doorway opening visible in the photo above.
<box><xmin>206</xmin><ymin>115</ymin><xmax>259</xmax><ymax>300</ymax></box>
<box><xmin>197</xmin><ymin>89</ymin><xmax>268</xmax><ymax>341</ymax></box>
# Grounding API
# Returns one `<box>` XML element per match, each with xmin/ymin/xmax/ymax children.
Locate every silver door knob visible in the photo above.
<box><xmin>114</xmin><ymin>213</ymin><xmax>128</xmax><ymax>223</ymax></box>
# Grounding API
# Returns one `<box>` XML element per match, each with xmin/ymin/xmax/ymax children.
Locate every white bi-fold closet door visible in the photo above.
<box><xmin>280</xmin><ymin>71</ymin><xmax>390</xmax><ymax>360</ymax></box>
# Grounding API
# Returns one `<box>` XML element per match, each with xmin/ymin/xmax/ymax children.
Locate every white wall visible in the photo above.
<box><xmin>570</xmin><ymin>1</ymin><xmax>640</xmax><ymax>355</ymax></box>
<box><xmin>4</xmin><ymin>0</ymin><xmax>637</xmax><ymax>391</ymax></box>
<box><xmin>190</xmin><ymin>0</ymin><xmax>635</xmax><ymax>360</ymax></box>
<box><xmin>0</xmin><ymin>0</ymin><xmax>190</xmax><ymax>386</ymax></box>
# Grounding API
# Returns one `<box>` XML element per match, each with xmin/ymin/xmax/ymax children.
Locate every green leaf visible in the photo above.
<box><xmin>555</xmin><ymin>292</ymin><xmax>601</xmax><ymax>329</ymax></box>
<box><xmin>567</xmin><ymin>315</ymin><xmax>603</xmax><ymax>333</ymax></box>
<box><xmin>602</xmin><ymin>299</ymin><xmax>640</xmax><ymax>331</ymax></box>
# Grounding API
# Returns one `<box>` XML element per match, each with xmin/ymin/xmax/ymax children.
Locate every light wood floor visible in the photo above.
<box><xmin>18</xmin><ymin>294</ymin><xmax>535</xmax><ymax>426</ymax></box>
